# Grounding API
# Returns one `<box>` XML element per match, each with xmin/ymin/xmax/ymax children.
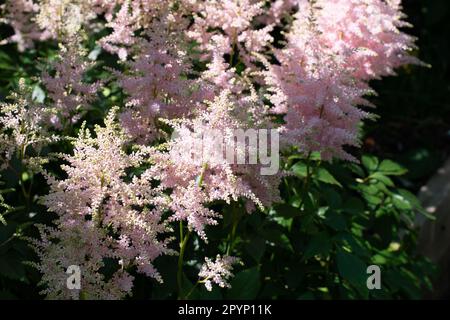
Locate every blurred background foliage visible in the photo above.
<box><xmin>0</xmin><ymin>0</ymin><xmax>449</xmax><ymax>300</ymax></box>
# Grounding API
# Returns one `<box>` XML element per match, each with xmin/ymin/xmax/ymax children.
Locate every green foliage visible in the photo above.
<box><xmin>226</xmin><ymin>268</ymin><xmax>261</xmax><ymax>299</ymax></box>
<box><xmin>153</xmin><ymin>154</ymin><xmax>435</xmax><ymax>300</ymax></box>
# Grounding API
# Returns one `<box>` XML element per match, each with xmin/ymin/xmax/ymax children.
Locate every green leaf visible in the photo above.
<box><xmin>392</xmin><ymin>194</ymin><xmax>412</xmax><ymax>210</ymax></box>
<box><xmin>362</xmin><ymin>193</ymin><xmax>383</xmax><ymax>206</ymax></box>
<box><xmin>321</xmin><ymin>187</ymin><xmax>342</xmax><ymax>209</ymax></box>
<box><xmin>336</xmin><ymin>250</ymin><xmax>367</xmax><ymax>291</ymax></box>
<box><xmin>265</xmin><ymin>229</ymin><xmax>293</xmax><ymax>252</ymax></box>
<box><xmin>288</xmin><ymin>152</ymin><xmax>321</xmax><ymax>162</ymax></box>
<box><xmin>378</xmin><ymin>159</ymin><xmax>408</xmax><ymax>176</ymax></box>
<box><xmin>226</xmin><ymin>267</ymin><xmax>261</xmax><ymax>299</ymax></box>
<box><xmin>0</xmin><ymin>252</ymin><xmax>26</xmax><ymax>281</ymax></box>
<box><xmin>302</xmin><ymin>232</ymin><xmax>331</xmax><ymax>260</ymax></box>
<box><xmin>299</xmin><ymin>211</ymin><xmax>317</xmax><ymax>234</ymax></box>
<box><xmin>384</xmin><ymin>268</ymin><xmax>422</xmax><ymax>299</ymax></box>
<box><xmin>362</xmin><ymin>155</ymin><xmax>379</xmax><ymax>172</ymax></box>
<box><xmin>32</xmin><ymin>85</ymin><xmax>45</xmax><ymax>103</ymax></box>
<box><xmin>397</xmin><ymin>188</ymin><xmax>436</xmax><ymax>220</ymax></box>
<box><xmin>314</xmin><ymin>168</ymin><xmax>342</xmax><ymax>187</ymax></box>
<box><xmin>273</xmin><ymin>203</ymin><xmax>300</xmax><ymax>218</ymax></box>
<box><xmin>291</xmin><ymin>162</ymin><xmax>307</xmax><ymax>177</ymax></box>
<box><xmin>324</xmin><ymin>211</ymin><xmax>347</xmax><ymax>231</ymax></box>
<box><xmin>342</xmin><ymin>197</ymin><xmax>365</xmax><ymax>215</ymax></box>
<box><xmin>370</xmin><ymin>172</ymin><xmax>394</xmax><ymax>187</ymax></box>
<box><xmin>348</xmin><ymin>163</ymin><xmax>366</xmax><ymax>177</ymax></box>
<box><xmin>335</xmin><ymin>233</ymin><xmax>370</xmax><ymax>258</ymax></box>
<box><xmin>245</xmin><ymin>236</ymin><xmax>266</xmax><ymax>262</ymax></box>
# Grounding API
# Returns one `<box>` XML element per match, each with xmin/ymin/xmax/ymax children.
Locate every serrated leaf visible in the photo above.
<box><xmin>363</xmin><ymin>193</ymin><xmax>382</xmax><ymax>206</ymax></box>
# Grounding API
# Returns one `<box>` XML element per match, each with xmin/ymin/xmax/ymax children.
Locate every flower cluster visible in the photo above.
<box><xmin>0</xmin><ymin>79</ymin><xmax>57</xmax><ymax>172</ymax></box>
<box><xmin>1</xmin><ymin>0</ymin><xmax>51</xmax><ymax>51</ymax></box>
<box><xmin>263</xmin><ymin>0</ymin><xmax>418</xmax><ymax>160</ymax></box>
<box><xmin>187</xmin><ymin>0</ymin><xmax>274</xmax><ymax>67</ymax></box>
<box><xmin>302</xmin><ymin>0</ymin><xmax>421</xmax><ymax>80</ymax></box>
<box><xmin>0</xmin><ymin>0</ymin><xmax>421</xmax><ymax>299</ymax></box>
<box><xmin>31</xmin><ymin>111</ymin><xmax>173</xmax><ymax>299</ymax></box>
<box><xmin>199</xmin><ymin>255</ymin><xmax>240</xmax><ymax>291</ymax></box>
<box><xmin>42</xmin><ymin>39</ymin><xmax>100</xmax><ymax>130</ymax></box>
<box><xmin>117</xmin><ymin>19</ymin><xmax>210</xmax><ymax>143</ymax></box>
<box><xmin>154</xmin><ymin>91</ymin><xmax>282</xmax><ymax>240</ymax></box>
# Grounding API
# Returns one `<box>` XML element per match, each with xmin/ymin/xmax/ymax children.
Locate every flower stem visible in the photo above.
<box><xmin>185</xmin><ymin>281</ymin><xmax>200</xmax><ymax>299</ymax></box>
<box><xmin>177</xmin><ymin>220</ymin><xmax>191</xmax><ymax>299</ymax></box>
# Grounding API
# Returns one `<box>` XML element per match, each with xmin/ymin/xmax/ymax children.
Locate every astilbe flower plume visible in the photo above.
<box><xmin>0</xmin><ymin>0</ymin><xmax>51</xmax><ymax>51</ymax></box>
<box><xmin>42</xmin><ymin>39</ymin><xmax>100</xmax><ymax>130</ymax></box>
<box><xmin>99</xmin><ymin>0</ymin><xmax>141</xmax><ymax>61</ymax></box>
<box><xmin>35</xmin><ymin>0</ymin><xmax>98</xmax><ymax>37</ymax></box>
<box><xmin>0</xmin><ymin>79</ymin><xmax>57</xmax><ymax>172</ymax></box>
<box><xmin>187</xmin><ymin>0</ymin><xmax>274</xmax><ymax>68</ymax></box>
<box><xmin>297</xmin><ymin>0</ymin><xmax>421</xmax><ymax>80</ymax></box>
<box><xmin>199</xmin><ymin>255</ymin><xmax>240</xmax><ymax>291</ymax></box>
<box><xmin>118</xmin><ymin>19</ymin><xmax>212</xmax><ymax>143</ymax></box>
<box><xmin>263</xmin><ymin>0</ymin><xmax>418</xmax><ymax>161</ymax></box>
<box><xmin>31</xmin><ymin>111</ymin><xmax>173</xmax><ymax>299</ymax></box>
<box><xmin>0</xmin><ymin>179</ymin><xmax>11</xmax><ymax>225</ymax></box>
<box><xmin>153</xmin><ymin>91</ymin><xmax>281</xmax><ymax>240</ymax></box>
<box><xmin>99</xmin><ymin>0</ymin><xmax>193</xmax><ymax>60</ymax></box>
<box><xmin>261</xmin><ymin>0</ymin><xmax>299</xmax><ymax>25</ymax></box>
<box><xmin>0</xmin><ymin>132</ymin><xmax>15</xmax><ymax>171</ymax></box>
